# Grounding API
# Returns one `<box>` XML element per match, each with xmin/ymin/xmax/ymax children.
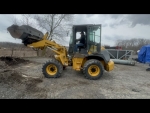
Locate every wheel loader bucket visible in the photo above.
<box><xmin>7</xmin><ymin>25</ymin><xmax>21</xmax><ymax>38</ymax></box>
<box><xmin>7</xmin><ymin>24</ymin><xmax>44</xmax><ymax>40</ymax></box>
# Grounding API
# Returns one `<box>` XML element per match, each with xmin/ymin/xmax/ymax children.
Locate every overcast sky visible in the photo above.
<box><xmin>0</xmin><ymin>14</ymin><xmax>150</xmax><ymax>46</ymax></box>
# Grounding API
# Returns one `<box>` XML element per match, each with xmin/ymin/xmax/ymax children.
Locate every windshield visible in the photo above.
<box><xmin>87</xmin><ymin>25</ymin><xmax>101</xmax><ymax>54</ymax></box>
<box><xmin>88</xmin><ymin>26</ymin><xmax>100</xmax><ymax>44</ymax></box>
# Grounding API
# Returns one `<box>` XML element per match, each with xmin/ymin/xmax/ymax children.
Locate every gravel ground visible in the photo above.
<box><xmin>0</xmin><ymin>56</ymin><xmax>150</xmax><ymax>99</ymax></box>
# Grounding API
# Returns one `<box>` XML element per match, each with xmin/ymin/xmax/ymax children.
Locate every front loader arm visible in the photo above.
<box><xmin>27</xmin><ymin>32</ymin><xmax>69</xmax><ymax>66</ymax></box>
<box><xmin>7</xmin><ymin>24</ymin><xmax>69</xmax><ymax>66</ymax></box>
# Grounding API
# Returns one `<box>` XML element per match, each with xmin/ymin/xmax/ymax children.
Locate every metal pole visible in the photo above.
<box><xmin>111</xmin><ymin>59</ymin><xmax>136</xmax><ymax>66</ymax></box>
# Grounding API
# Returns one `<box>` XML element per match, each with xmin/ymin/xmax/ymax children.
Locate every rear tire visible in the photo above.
<box><xmin>83</xmin><ymin>59</ymin><xmax>104</xmax><ymax>80</ymax></box>
<box><xmin>42</xmin><ymin>58</ymin><xmax>63</xmax><ymax>78</ymax></box>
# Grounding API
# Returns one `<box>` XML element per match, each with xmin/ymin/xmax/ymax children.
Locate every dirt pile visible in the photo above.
<box><xmin>0</xmin><ymin>71</ymin><xmax>22</xmax><ymax>84</ymax></box>
<box><xmin>0</xmin><ymin>71</ymin><xmax>42</xmax><ymax>86</ymax></box>
<box><xmin>0</xmin><ymin>56</ymin><xmax>28</xmax><ymax>66</ymax></box>
<box><xmin>0</xmin><ymin>56</ymin><xmax>47</xmax><ymax>98</ymax></box>
<box><xmin>0</xmin><ymin>61</ymin><xmax>7</xmax><ymax>69</ymax></box>
<box><xmin>0</xmin><ymin>70</ymin><xmax>47</xmax><ymax>98</ymax></box>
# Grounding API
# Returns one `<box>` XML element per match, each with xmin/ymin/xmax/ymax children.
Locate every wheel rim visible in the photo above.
<box><xmin>88</xmin><ymin>65</ymin><xmax>100</xmax><ymax>76</ymax></box>
<box><xmin>46</xmin><ymin>64</ymin><xmax>57</xmax><ymax>76</ymax></box>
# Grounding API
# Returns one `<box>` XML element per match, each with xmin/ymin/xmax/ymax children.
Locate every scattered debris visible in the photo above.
<box><xmin>146</xmin><ymin>68</ymin><xmax>150</xmax><ymax>71</ymax></box>
<box><xmin>132</xmin><ymin>89</ymin><xmax>140</xmax><ymax>92</ymax></box>
<box><xmin>21</xmin><ymin>74</ymin><xmax>41</xmax><ymax>79</ymax></box>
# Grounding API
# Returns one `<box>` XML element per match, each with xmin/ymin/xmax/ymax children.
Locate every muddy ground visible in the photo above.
<box><xmin>0</xmin><ymin>56</ymin><xmax>150</xmax><ymax>99</ymax></box>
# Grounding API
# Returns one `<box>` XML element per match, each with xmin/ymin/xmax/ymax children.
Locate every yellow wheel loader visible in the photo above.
<box><xmin>7</xmin><ymin>24</ymin><xmax>114</xmax><ymax>80</ymax></box>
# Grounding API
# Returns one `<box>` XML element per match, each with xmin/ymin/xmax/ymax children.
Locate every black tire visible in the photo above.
<box><xmin>42</xmin><ymin>58</ymin><xmax>63</xmax><ymax>78</ymax></box>
<box><xmin>83</xmin><ymin>59</ymin><xmax>104</xmax><ymax>80</ymax></box>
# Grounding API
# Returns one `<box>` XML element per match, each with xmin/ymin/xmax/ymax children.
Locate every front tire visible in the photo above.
<box><xmin>83</xmin><ymin>59</ymin><xmax>104</xmax><ymax>80</ymax></box>
<box><xmin>42</xmin><ymin>58</ymin><xmax>63</xmax><ymax>78</ymax></box>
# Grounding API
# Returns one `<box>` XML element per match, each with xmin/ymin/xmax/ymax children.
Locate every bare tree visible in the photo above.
<box><xmin>115</xmin><ymin>38</ymin><xmax>150</xmax><ymax>54</ymax></box>
<box><xmin>12</xmin><ymin>14</ymin><xmax>74</xmax><ymax>41</ymax></box>
<box><xmin>34</xmin><ymin>14</ymin><xmax>74</xmax><ymax>56</ymax></box>
<box><xmin>12</xmin><ymin>14</ymin><xmax>36</xmax><ymax>27</ymax></box>
<box><xmin>12</xmin><ymin>16</ymin><xmax>18</xmax><ymax>25</ymax></box>
<box><xmin>34</xmin><ymin>14</ymin><xmax>74</xmax><ymax>41</ymax></box>
<box><xmin>11</xmin><ymin>14</ymin><xmax>74</xmax><ymax>56</ymax></box>
<box><xmin>12</xmin><ymin>14</ymin><xmax>41</xmax><ymax>56</ymax></box>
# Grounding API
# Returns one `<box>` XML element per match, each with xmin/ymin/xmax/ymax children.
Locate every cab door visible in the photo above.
<box><xmin>87</xmin><ymin>24</ymin><xmax>101</xmax><ymax>54</ymax></box>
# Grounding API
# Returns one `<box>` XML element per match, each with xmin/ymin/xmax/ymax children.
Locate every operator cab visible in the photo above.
<box><xmin>74</xmin><ymin>26</ymin><xmax>87</xmax><ymax>52</ymax></box>
<box><xmin>68</xmin><ymin>24</ymin><xmax>101</xmax><ymax>56</ymax></box>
